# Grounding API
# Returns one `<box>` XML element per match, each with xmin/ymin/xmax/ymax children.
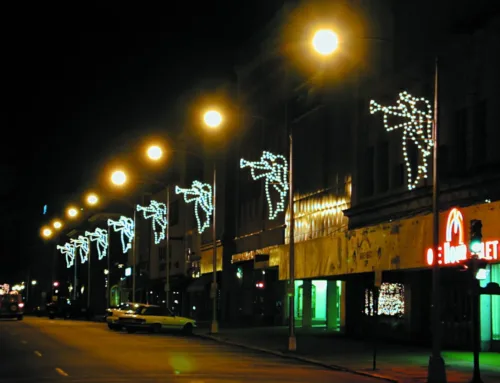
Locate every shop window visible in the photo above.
<box><xmin>294</xmin><ymin>280</ymin><xmax>327</xmax><ymax>324</ymax></box>
<box><xmin>364</xmin><ymin>283</ymin><xmax>405</xmax><ymax>317</ymax></box>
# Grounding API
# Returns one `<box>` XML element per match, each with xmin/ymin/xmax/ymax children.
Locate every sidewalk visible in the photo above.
<box><xmin>195</xmin><ymin>326</ymin><xmax>500</xmax><ymax>383</ymax></box>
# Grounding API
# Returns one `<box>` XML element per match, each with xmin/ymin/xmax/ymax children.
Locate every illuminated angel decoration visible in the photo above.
<box><xmin>107</xmin><ymin>216</ymin><xmax>134</xmax><ymax>254</ymax></box>
<box><xmin>240</xmin><ymin>151</ymin><xmax>288</xmax><ymax>220</ymax></box>
<box><xmin>370</xmin><ymin>91</ymin><xmax>433</xmax><ymax>190</ymax></box>
<box><xmin>136</xmin><ymin>200</ymin><xmax>167</xmax><ymax>245</ymax></box>
<box><xmin>175</xmin><ymin>181</ymin><xmax>213</xmax><ymax>234</ymax></box>
<box><xmin>85</xmin><ymin>228</ymin><xmax>108</xmax><ymax>260</ymax></box>
<box><xmin>57</xmin><ymin>242</ymin><xmax>76</xmax><ymax>268</ymax></box>
<box><xmin>70</xmin><ymin>235</ymin><xmax>90</xmax><ymax>263</ymax></box>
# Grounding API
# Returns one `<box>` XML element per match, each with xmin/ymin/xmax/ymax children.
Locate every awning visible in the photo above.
<box><xmin>186</xmin><ymin>274</ymin><xmax>211</xmax><ymax>293</ymax></box>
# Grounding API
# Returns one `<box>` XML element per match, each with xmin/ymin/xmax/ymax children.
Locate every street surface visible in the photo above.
<box><xmin>0</xmin><ymin>317</ymin><xmax>382</xmax><ymax>383</ymax></box>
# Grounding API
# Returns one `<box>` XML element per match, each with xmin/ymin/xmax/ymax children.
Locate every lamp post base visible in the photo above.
<box><xmin>288</xmin><ymin>335</ymin><xmax>296</xmax><ymax>351</ymax></box>
<box><xmin>210</xmin><ymin>320</ymin><xmax>218</xmax><ymax>334</ymax></box>
<box><xmin>427</xmin><ymin>355</ymin><xmax>447</xmax><ymax>383</ymax></box>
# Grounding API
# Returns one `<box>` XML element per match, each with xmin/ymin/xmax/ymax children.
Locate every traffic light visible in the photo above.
<box><xmin>469</xmin><ymin>219</ymin><xmax>483</xmax><ymax>254</ymax></box>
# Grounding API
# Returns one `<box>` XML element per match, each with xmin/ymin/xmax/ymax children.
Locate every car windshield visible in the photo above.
<box><xmin>118</xmin><ymin>303</ymin><xmax>139</xmax><ymax>311</ymax></box>
<box><xmin>1</xmin><ymin>294</ymin><xmax>21</xmax><ymax>304</ymax></box>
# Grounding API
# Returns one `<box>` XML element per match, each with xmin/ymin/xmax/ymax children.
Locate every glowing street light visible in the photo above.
<box><xmin>111</xmin><ymin>170</ymin><xmax>127</xmax><ymax>186</ymax></box>
<box><xmin>147</xmin><ymin>145</ymin><xmax>163</xmax><ymax>161</ymax></box>
<box><xmin>203</xmin><ymin>110</ymin><xmax>223</xmax><ymax>128</ymax></box>
<box><xmin>31</xmin><ymin>280</ymin><xmax>37</xmax><ymax>286</ymax></box>
<box><xmin>52</xmin><ymin>220</ymin><xmax>62</xmax><ymax>230</ymax></box>
<box><xmin>312</xmin><ymin>29</ymin><xmax>339</xmax><ymax>56</ymax></box>
<box><xmin>67</xmin><ymin>207</ymin><xmax>79</xmax><ymax>218</ymax></box>
<box><xmin>86</xmin><ymin>193</ymin><xmax>99</xmax><ymax>206</ymax></box>
<box><xmin>42</xmin><ymin>227</ymin><xmax>53</xmax><ymax>238</ymax></box>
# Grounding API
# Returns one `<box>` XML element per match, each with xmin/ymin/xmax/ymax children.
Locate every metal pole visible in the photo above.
<box><xmin>132</xmin><ymin>209</ymin><xmax>137</xmax><ymax>302</ymax></box>
<box><xmin>87</xmin><ymin>238</ymin><xmax>91</xmax><ymax>309</ymax></box>
<box><xmin>470</xmin><ymin>257</ymin><xmax>483</xmax><ymax>383</ymax></box>
<box><xmin>427</xmin><ymin>58</ymin><xmax>447</xmax><ymax>383</ymax></box>
<box><xmin>73</xmin><ymin>252</ymin><xmax>78</xmax><ymax>300</ymax></box>
<box><xmin>165</xmin><ymin>186</ymin><xmax>170</xmax><ymax>309</ymax></box>
<box><xmin>288</xmin><ymin>131</ymin><xmax>296</xmax><ymax>351</ymax></box>
<box><xmin>211</xmin><ymin>161</ymin><xmax>218</xmax><ymax>334</ymax></box>
<box><xmin>107</xmin><ymin>226</ymin><xmax>111</xmax><ymax>309</ymax></box>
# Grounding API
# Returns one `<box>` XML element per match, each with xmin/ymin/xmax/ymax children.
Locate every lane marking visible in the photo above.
<box><xmin>21</xmin><ymin>340</ymin><xmax>27</xmax><ymax>344</ymax></box>
<box><xmin>55</xmin><ymin>368</ymin><xmax>69</xmax><ymax>377</ymax></box>
<box><xmin>34</xmin><ymin>351</ymin><xmax>42</xmax><ymax>357</ymax></box>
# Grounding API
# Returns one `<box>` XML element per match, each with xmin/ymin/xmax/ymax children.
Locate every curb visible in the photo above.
<box><xmin>195</xmin><ymin>333</ymin><xmax>398</xmax><ymax>383</ymax></box>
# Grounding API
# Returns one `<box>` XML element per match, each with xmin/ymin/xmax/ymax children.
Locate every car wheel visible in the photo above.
<box><xmin>126</xmin><ymin>327</ymin><xmax>137</xmax><ymax>334</ymax></box>
<box><xmin>107</xmin><ymin>323</ymin><xmax>115</xmax><ymax>330</ymax></box>
<box><xmin>17</xmin><ymin>315</ymin><xmax>23</xmax><ymax>321</ymax></box>
<box><xmin>182</xmin><ymin>323</ymin><xmax>193</xmax><ymax>335</ymax></box>
<box><xmin>150</xmin><ymin>324</ymin><xmax>161</xmax><ymax>334</ymax></box>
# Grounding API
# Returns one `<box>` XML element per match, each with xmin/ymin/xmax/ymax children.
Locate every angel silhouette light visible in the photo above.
<box><xmin>136</xmin><ymin>200</ymin><xmax>167</xmax><ymax>244</ymax></box>
<box><xmin>370</xmin><ymin>91</ymin><xmax>433</xmax><ymax>190</ymax></box>
<box><xmin>240</xmin><ymin>151</ymin><xmax>288</xmax><ymax>220</ymax></box>
<box><xmin>57</xmin><ymin>242</ymin><xmax>76</xmax><ymax>268</ymax></box>
<box><xmin>70</xmin><ymin>235</ymin><xmax>90</xmax><ymax>263</ymax></box>
<box><xmin>85</xmin><ymin>228</ymin><xmax>108</xmax><ymax>260</ymax></box>
<box><xmin>107</xmin><ymin>216</ymin><xmax>134</xmax><ymax>254</ymax></box>
<box><xmin>175</xmin><ymin>181</ymin><xmax>213</xmax><ymax>234</ymax></box>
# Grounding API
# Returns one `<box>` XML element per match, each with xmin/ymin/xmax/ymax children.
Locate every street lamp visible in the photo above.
<box><xmin>53</xmin><ymin>220</ymin><xmax>63</xmax><ymax>230</ymax></box>
<box><xmin>67</xmin><ymin>207</ymin><xmax>79</xmax><ymax>218</ymax></box>
<box><xmin>201</xmin><ymin>111</ymin><xmax>222</xmax><ymax>334</ymax></box>
<box><xmin>42</xmin><ymin>227</ymin><xmax>53</xmax><ymax>239</ymax></box>
<box><xmin>203</xmin><ymin>110</ymin><xmax>223</xmax><ymax>129</ymax></box>
<box><xmin>109</xmin><ymin>171</ymin><xmax>138</xmax><ymax>302</ymax></box>
<box><xmin>31</xmin><ymin>280</ymin><xmax>37</xmax><ymax>286</ymax></box>
<box><xmin>111</xmin><ymin>170</ymin><xmax>127</xmax><ymax>186</ymax></box>
<box><xmin>312</xmin><ymin>29</ymin><xmax>339</xmax><ymax>56</ymax></box>
<box><xmin>147</xmin><ymin>145</ymin><xmax>163</xmax><ymax>161</ymax></box>
<box><xmin>86</xmin><ymin>193</ymin><xmax>99</xmax><ymax>206</ymax></box>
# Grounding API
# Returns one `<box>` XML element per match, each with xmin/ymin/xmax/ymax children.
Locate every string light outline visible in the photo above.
<box><xmin>85</xmin><ymin>228</ymin><xmax>108</xmax><ymax>260</ymax></box>
<box><xmin>107</xmin><ymin>216</ymin><xmax>134</xmax><ymax>254</ymax></box>
<box><xmin>369</xmin><ymin>91</ymin><xmax>433</xmax><ymax>190</ymax></box>
<box><xmin>70</xmin><ymin>235</ymin><xmax>90</xmax><ymax>263</ymax></box>
<box><xmin>57</xmin><ymin>242</ymin><xmax>76</xmax><ymax>268</ymax></box>
<box><xmin>175</xmin><ymin>181</ymin><xmax>213</xmax><ymax>234</ymax></box>
<box><xmin>136</xmin><ymin>200</ymin><xmax>167</xmax><ymax>244</ymax></box>
<box><xmin>240</xmin><ymin>151</ymin><xmax>288</xmax><ymax>220</ymax></box>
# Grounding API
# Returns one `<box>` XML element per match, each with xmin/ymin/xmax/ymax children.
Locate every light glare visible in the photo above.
<box><xmin>203</xmin><ymin>110</ymin><xmax>223</xmax><ymax>128</ymax></box>
<box><xmin>312</xmin><ymin>29</ymin><xmax>339</xmax><ymax>56</ymax></box>
<box><xmin>42</xmin><ymin>227</ymin><xmax>53</xmax><ymax>238</ymax></box>
<box><xmin>53</xmin><ymin>220</ymin><xmax>62</xmax><ymax>229</ymax></box>
<box><xmin>111</xmin><ymin>170</ymin><xmax>127</xmax><ymax>186</ymax></box>
<box><xmin>67</xmin><ymin>207</ymin><xmax>78</xmax><ymax>218</ymax></box>
<box><xmin>87</xmin><ymin>193</ymin><xmax>99</xmax><ymax>205</ymax></box>
<box><xmin>147</xmin><ymin>145</ymin><xmax>163</xmax><ymax>161</ymax></box>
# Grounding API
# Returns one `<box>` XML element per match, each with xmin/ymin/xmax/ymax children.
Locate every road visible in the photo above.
<box><xmin>1</xmin><ymin>317</ymin><xmax>382</xmax><ymax>383</ymax></box>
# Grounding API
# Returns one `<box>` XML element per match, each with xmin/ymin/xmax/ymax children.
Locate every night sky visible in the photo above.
<box><xmin>1</xmin><ymin>2</ymin><xmax>284</xmax><ymax>279</ymax></box>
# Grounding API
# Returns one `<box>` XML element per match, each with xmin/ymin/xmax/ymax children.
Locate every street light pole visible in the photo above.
<box><xmin>73</xmin><ymin>252</ymin><xmax>78</xmax><ymax>300</ymax></box>
<box><xmin>165</xmin><ymin>186</ymin><xmax>170</xmax><ymax>309</ymax></box>
<box><xmin>211</xmin><ymin>161</ymin><xmax>218</xmax><ymax>334</ymax></box>
<box><xmin>106</xmin><ymin>226</ymin><xmax>111</xmax><ymax>308</ymax></box>
<box><xmin>427</xmin><ymin>58</ymin><xmax>447</xmax><ymax>383</ymax></box>
<box><xmin>288</xmin><ymin>131</ymin><xmax>296</xmax><ymax>351</ymax></box>
<box><xmin>87</xmin><ymin>239</ymin><xmax>91</xmax><ymax>309</ymax></box>
<box><xmin>132</xmin><ymin>209</ymin><xmax>137</xmax><ymax>302</ymax></box>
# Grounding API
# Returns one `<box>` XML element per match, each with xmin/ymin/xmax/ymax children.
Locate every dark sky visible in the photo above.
<box><xmin>1</xmin><ymin>2</ymin><xmax>284</xmax><ymax>278</ymax></box>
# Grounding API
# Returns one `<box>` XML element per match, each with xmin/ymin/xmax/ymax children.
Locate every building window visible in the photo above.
<box><xmin>159</xmin><ymin>246</ymin><xmax>167</xmax><ymax>262</ymax></box>
<box><xmin>472</xmin><ymin>100</ymin><xmax>487</xmax><ymax>167</ymax></box>
<box><xmin>169</xmin><ymin>200</ymin><xmax>179</xmax><ymax>226</ymax></box>
<box><xmin>376</xmin><ymin>141</ymin><xmax>389</xmax><ymax>193</ymax></box>
<box><xmin>365</xmin><ymin>283</ymin><xmax>405</xmax><ymax>317</ymax></box>
<box><xmin>159</xmin><ymin>263</ymin><xmax>166</xmax><ymax>272</ymax></box>
<box><xmin>362</xmin><ymin>146</ymin><xmax>375</xmax><ymax>197</ymax></box>
<box><xmin>392</xmin><ymin>163</ymin><xmax>404</xmax><ymax>189</ymax></box>
<box><xmin>454</xmin><ymin>107</ymin><xmax>468</xmax><ymax>173</ymax></box>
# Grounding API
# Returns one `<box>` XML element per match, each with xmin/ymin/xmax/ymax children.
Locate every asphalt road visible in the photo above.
<box><xmin>1</xmin><ymin>317</ymin><xmax>382</xmax><ymax>383</ymax></box>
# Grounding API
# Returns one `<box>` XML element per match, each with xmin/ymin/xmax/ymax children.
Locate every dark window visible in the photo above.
<box><xmin>454</xmin><ymin>108</ymin><xmax>468</xmax><ymax>172</ymax></box>
<box><xmin>169</xmin><ymin>200</ymin><xmax>179</xmax><ymax>226</ymax></box>
<box><xmin>362</xmin><ymin>146</ymin><xmax>375</xmax><ymax>197</ymax></box>
<box><xmin>159</xmin><ymin>246</ymin><xmax>166</xmax><ymax>262</ymax></box>
<box><xmin>392</xmin><ymin>163</ymin><xmax>404</xmax><ymax>188</ymax></box>
<box><xmin>159</xmin><ymin>263</ymin><xmax>166</xmax><ymax>272</ymax></box>
<box><xmin>376</xmin><ymin>141</ymin><xmax>389</xmax><ymax>193</ymax></box>
<box><xmin>472</xmin><ymin>100</ymin><xmax>487</xmax><ymax>167</ymax></box>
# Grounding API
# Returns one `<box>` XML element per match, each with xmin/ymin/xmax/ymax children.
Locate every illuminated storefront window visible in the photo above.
<box><xmin>491</xmin><ymin>264</ymin><xmax>500</xmax><ymax>341</ymax></box>
<box><xmin>365</xmin><ymin>283</ymin><xmax>405</xmax><ymax>317</ymax></box>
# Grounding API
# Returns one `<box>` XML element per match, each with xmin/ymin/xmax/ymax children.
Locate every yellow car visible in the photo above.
<box><xmin>118</xmin><ymin>305</ymin><xmax>196</xmax><ymax>334</ymax></box>
<box><xmin>106</xmin><ymin>302</ymin><xmax>143</xmax><ymax>330</ymax></box>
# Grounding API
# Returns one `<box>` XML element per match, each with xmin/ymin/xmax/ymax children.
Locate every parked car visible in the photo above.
<box><xmin>106</xmin><ymin>302</ymin><xmax>143</xmax><ymax>330</ymax></box>
<box><xmin>119</xmin><ymin>305</ymin><xmax>196</xmax><ymax>334</ymax></box>
<box><xmin>0</xmin><ymin>292</ymin><xmax>24</xmax><ymax>320</ymax></box>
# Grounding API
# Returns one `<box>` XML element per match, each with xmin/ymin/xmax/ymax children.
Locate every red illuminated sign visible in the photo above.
<box><xmin>426</xmin><ymin>208</ymin><xmax>498</xmax><ymax>266</ymax></box>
